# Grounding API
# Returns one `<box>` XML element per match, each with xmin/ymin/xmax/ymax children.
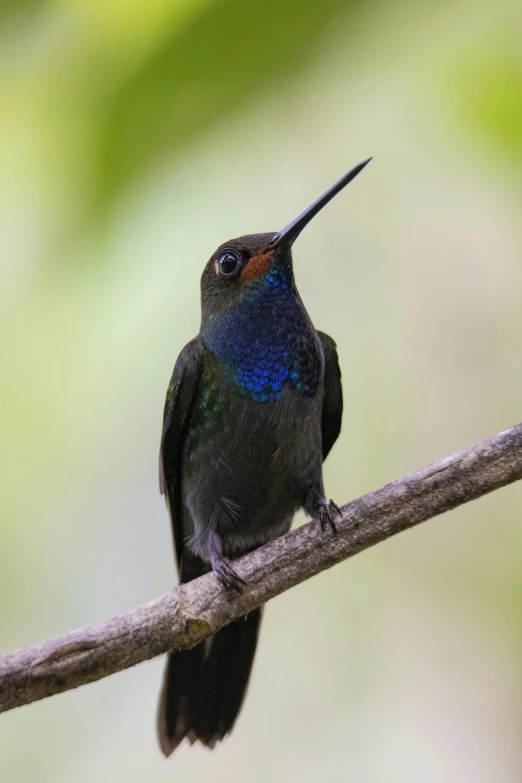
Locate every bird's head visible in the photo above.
<box><xmin>200</xmin><ymin>158</ymin><xmax>371</xmax><ymax>328</ymax></box>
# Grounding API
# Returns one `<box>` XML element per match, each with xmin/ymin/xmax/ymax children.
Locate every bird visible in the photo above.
<box><xmin>157</xmin><ymin>158</ymin><xmax>371</xmax><ymax>755</ymax></box>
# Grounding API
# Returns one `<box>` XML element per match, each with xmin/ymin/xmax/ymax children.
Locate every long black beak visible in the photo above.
<box><xmin>269</xmin><ymin>158</ymin><xmax>372</xmax><ymax>249</ymax></box>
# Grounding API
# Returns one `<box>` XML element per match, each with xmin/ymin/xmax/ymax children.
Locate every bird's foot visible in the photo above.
<box><xmin>211</xmin><ymin>553</ymin><xmax>246</xmax><ymax>592</ymax></box>
<box><xmin>318</xmin><ymin>499</ymin><xmax>342</xmax><ymax>534</ymax></box>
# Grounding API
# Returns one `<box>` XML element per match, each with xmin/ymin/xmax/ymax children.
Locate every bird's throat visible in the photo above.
<box><xmin>202</xmin><ymin>270</ymin><xmax>321</xmax><ymax>402</ymax></box>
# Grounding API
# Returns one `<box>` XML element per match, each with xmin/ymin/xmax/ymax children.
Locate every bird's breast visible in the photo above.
<box><xmin>182</xmin><ymin>355</ymin><xmax>324</xmax><ymax>557</ymax></box>
<box><xmin>187</xmin><ymin>277</ymin><xmax>325</xmax><ymax>557</ymax></box>
<box><xmin>202</xmin><ymin>275</ymin><xmax>323</xmax><ymax>402</ymax></box>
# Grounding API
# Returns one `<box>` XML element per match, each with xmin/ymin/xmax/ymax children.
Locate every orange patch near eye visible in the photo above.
<box><xmin>240</xmin><ymin>248</ymin><xmax>275</xmax><ymax>282</ymax></box>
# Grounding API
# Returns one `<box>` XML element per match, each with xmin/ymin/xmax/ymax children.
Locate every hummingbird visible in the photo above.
<box><xmin>157</xmin><ymin>158</ymin><xmax>371</xmax><ymax>755</ymax></box>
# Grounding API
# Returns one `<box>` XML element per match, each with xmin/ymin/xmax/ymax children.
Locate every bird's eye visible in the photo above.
<box><xmin>218</xmin><ymin>250</ymin><xmax>240</xmax><ymax>277</ymax></box>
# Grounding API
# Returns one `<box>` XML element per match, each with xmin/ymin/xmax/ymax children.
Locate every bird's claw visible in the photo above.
<box><xmin>329</xmin><ymin>499</ymin><xmax>342</xmax><ymax>517</ymax></box>
<box><xmin>212</xmin><ymin>555</ymin><xmax>247</xmax><ymax>592</ymax></box>
<box><xmin>318</xmin><ymin>499</ymin><xmax>342</xmax><ymax>535</ymax></box>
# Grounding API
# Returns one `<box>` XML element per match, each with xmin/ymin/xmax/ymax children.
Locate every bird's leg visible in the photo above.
<box><xmin>208</xmin><ymin>531</ymin><xmax>246</xmax><ymax>592</ymax></box>
<box><xmin>306</xmin><ymin>487</ymin><xmax>342</xmax><ymax>535</ymax></box>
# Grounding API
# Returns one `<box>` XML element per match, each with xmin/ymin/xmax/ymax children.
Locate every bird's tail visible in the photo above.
<box><xmin>157</xmin><ymin>607</ymin><xmax>262</xmax><ymax>755</ymax></box>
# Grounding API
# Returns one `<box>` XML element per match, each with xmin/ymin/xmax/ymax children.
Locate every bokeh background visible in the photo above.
<box><xmin>1</xmin><ymin>0</ymin><xmax>522</xmax><ymax>780</ymax></box>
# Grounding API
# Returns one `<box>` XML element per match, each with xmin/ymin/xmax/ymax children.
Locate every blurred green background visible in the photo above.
<box><xmin>1</xmin><ymin>0</ymin><xmax>522</xmax><ymax>780</ymax></box>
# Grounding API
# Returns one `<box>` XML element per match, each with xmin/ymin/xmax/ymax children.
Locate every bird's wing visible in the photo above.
<box><xmin>159</xmin><ymin>336</ymin><xmax>203</xmax><ymax>572</ymax></box>
<box><xmin>317</xmin><ymin>330</ymin><xmax>343</xmax><ymax>460</ymax></box>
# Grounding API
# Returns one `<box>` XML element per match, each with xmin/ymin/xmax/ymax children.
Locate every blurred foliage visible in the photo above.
<box><xmin>0</xmin><ymin>0</ymin><xmax>46</xmax><ymax>25</ymax></box>
<box><xmin>1</xmin><ymin>0</ymin><xmax>362</xmax><ymax>260</ymax></box>
<box><xmin>93</xmin><ymin>0</ymin><xmax>354</xmax><ymax>209</ymax></box>
<box><xmin>1</xmin><ymin>1</ymin><xmax>522</xmax><ymax>782</ymax></box>
<box><xmin>445</xmin><ymin>28</ymin><xmax>522</xmax><ymax>163</ymax></box>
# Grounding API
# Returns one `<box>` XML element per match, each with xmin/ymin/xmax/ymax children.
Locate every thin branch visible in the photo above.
<box><xmin>1</xmin><ymin>423</ymin><xmax>522</xmax><ymax>714</ymax></box>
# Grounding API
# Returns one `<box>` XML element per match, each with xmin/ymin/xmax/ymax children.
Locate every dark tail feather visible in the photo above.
<box><xmin>193</xmin><ymin>608</ymin><xmax>262</xmax><ymax>747</ymax></box>
<box><xmin>157</xmin><ymin>608</ymin><xmax>262</xmax><ymax>756</ymax></box>
<box><xmin>157</xmin><ymin>644</ymin><xmax>205</xmax><ymax>756</ymax></box>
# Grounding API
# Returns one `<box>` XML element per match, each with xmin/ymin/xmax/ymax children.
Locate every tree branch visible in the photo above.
<box><xmin>2</xmin><ymin>423</ymin><xmax>522</xmax><ymax>714</ymax></box>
